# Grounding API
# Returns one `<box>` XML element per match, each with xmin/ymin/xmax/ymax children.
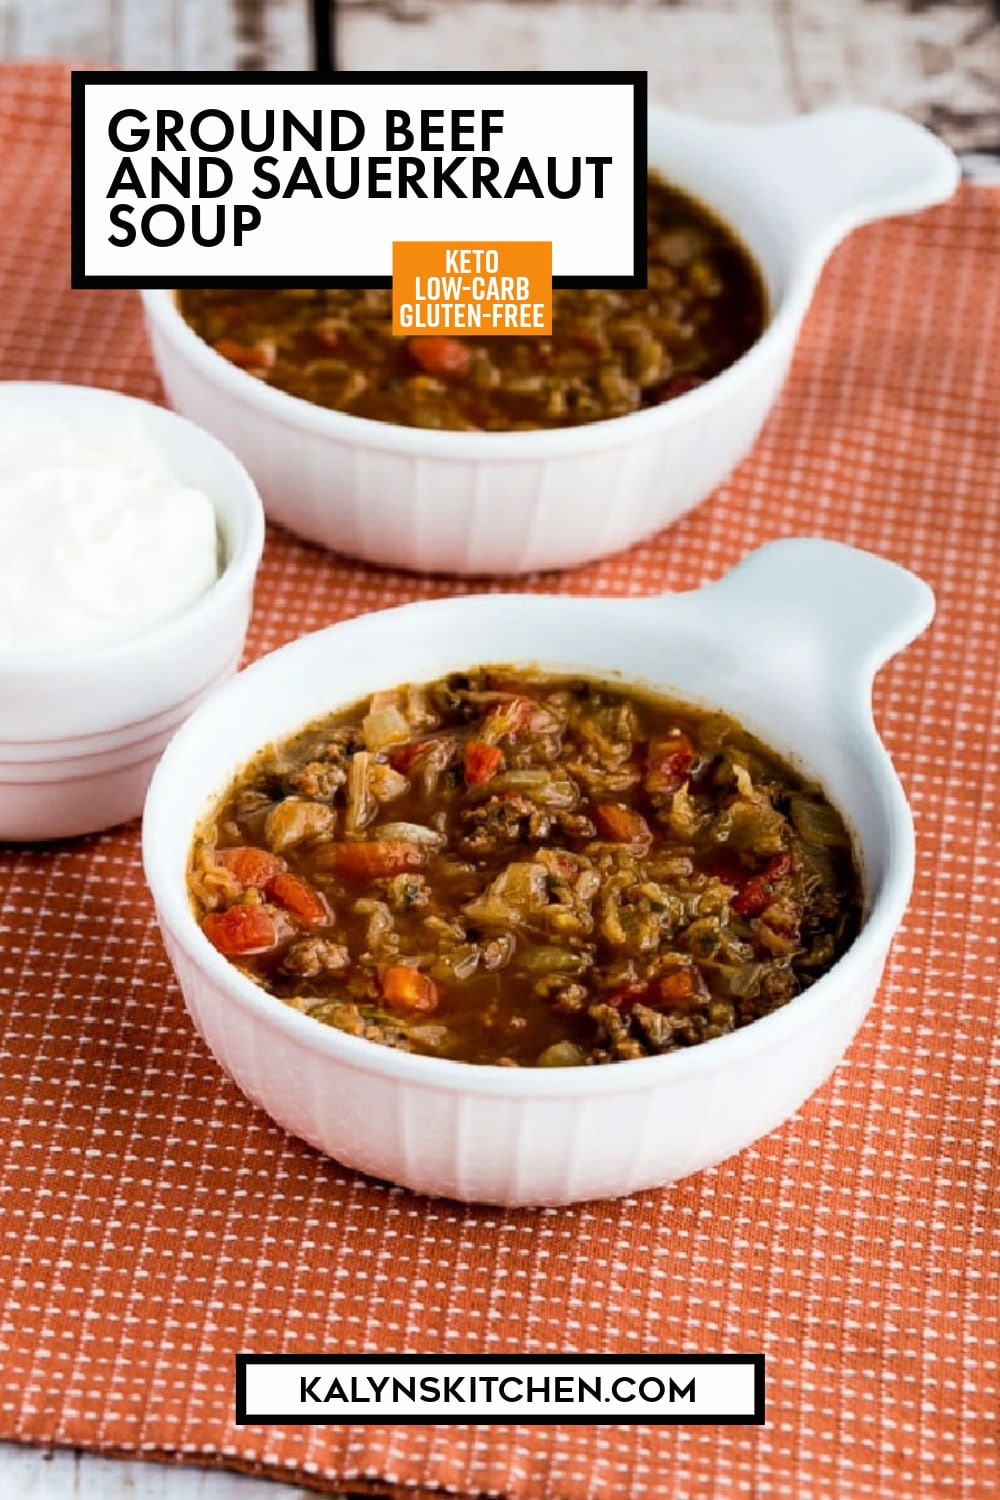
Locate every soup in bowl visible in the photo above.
<box><xmin>141</xmin><ymin>106</ymin><xmax>957</xmax><ymax>575</ymax></box>
<box><xmin>142</xmin><ymin>539</ymin><xmax>933</xmax><ymax>1205</ymax></box>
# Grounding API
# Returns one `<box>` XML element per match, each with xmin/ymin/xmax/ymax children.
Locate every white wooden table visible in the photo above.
<box><xmin>0</xmin><ymin>1447</ymin><xmax>316</xmax><ymax>1497</ymax></box>
<box><xmin>0</xmin><ymin>1</ymin><xmax>997</xmax><ymax>1495</ymax></box>
<box><xmin>0</xmin><ymin>0</ymin><xmax>997</xmax><ymax>160</ymax></box>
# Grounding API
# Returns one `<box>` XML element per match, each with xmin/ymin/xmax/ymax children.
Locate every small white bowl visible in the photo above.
<box><xmin>143</xmin><ymin>538</ymin><xmax>933</xmax><ymax>1206</ymax></box>
<box><xmin>141</xmin><ymin>105</ymin><xmax>957</xmax><ymax>577</ymax></box>
<box><xmin>0</xmin><ymin>383</ymin><xmax>265</xmax><ymax>841</ymax></box>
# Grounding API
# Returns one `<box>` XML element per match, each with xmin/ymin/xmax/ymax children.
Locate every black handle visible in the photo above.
<box><xmin>311</xmin><ymin>0</ymin><xmax>338</xmax><ymax>73</ymax></box>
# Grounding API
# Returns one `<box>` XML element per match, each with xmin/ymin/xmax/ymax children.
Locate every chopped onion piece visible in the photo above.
<box><xmin>375</xmin><ymin>822</ymin><xmax>447</xmax><ymax>848</ymax></box>
<box><xmin>520</xmin><ymin>946</ymin><xmax>590</xmax><ymax>975</ymax></box>
<box><xmin>345</xmin><ymin>751</ymin><xmax>378</xmax><ymax>834</ymax></box>
<box><xmin>489</xmin><ymin>771</ymin><xmax>579</xmax><ymax>808</ymax></box>
<box><xmin>264</xmin><ymin>798</ymin><xmax>336</xmax><ymax>852</ymax></box>
<box><xmin>362</xmin><ymin>703</ymin><xmax>412</xmax><ymax>750</ymax></box>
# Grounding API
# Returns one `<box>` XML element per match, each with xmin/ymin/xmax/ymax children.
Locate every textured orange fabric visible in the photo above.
<box><xmin>0</xmin><ymin>62</ymin><xmax>997</xmax><ymax>1500</ymax></box>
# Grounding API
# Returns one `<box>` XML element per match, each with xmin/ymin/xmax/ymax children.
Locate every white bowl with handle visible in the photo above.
<box><xmin>141</xmin><ymin>106</ymin><xmax>957</xmax><ymax>576</ymax></box>
<box><xmin>142</xmin><ymin>538</ymin><xmax>933</xmax><ymax>1205</ymax></box>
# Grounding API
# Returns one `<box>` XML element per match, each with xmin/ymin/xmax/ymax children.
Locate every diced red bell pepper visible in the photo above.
<box><xmin>592</xmin><ymin>804</ymin><xmax>652</xmax><ymax>845</ymax></box>
<box><xmin>645</xmin><ymin>733</ymin><xmax>695</xmax><ymax>798</ymax></box>
<box><xmin>388</xmin><ymin>741</ymin><xmax>428</xmax><ymax>774</ymax></box>
<box><xmin>388</xmin><ymin>735</ymin><xmax>455</xmax><ymax>776</ymax></box>
<box><xmin>320</xmin><ymin>841</ymin><xmax>427</xmax><ymax>880</ymax></box>
<box><xmin>216</xmin><ymin>846</ymin><xmax>284</xmax><ymax>890</ymax></box>
<box><xmin>605</xmin><ymin>981</ymin><xmax>649</xmax><ymax>1014</ymax></box>
<box><xmin>378</xmin><ymin>966</ymin><xmax>439</xmax><ymax>1013</ymax></box>
<box><xmin>267</xmin><ymin>871</ymin><xmax>327</xmax><ymax>926</ymax></box>
<box><xmin>463</xmin><ymin>740</ymin><xmax>504</xmax><ymax>786</ymax></box>
<box><xmin>606</xmin><ymin>967</ymin><xmax>706</xmax><ymax>1014</ymax></box>
<box><xmin>649</xmin><ymin>968</ymin><xmax>703</xmax><ymax>1012</ymax></box>
<box><xmin>407</xmin><ymin>337</ymin><xmax>471</xmax><ymax>378</ymax></box>
<box><xmin>731</xmin><ymin>852</ymin><xmax>793</xmax><ymax>918</ymax></box>
<box><xmin>201</xmin><ymin>905</ymin><xmax>278</xmax><ymax>957</ymax></box>
<box><xmin>213</xmin><ymin>337</ymin><xmax>276</xmax><ymax>373</ymax></box>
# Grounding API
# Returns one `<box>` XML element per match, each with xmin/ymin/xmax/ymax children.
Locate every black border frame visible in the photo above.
<box><xmin>71</xmin><ymin>70</ymin><xmax>648</xmax><ymax>291</ymax></box>
<box><xmin>234</xmin><ymin>1352</ymin><xmax>765</xmax><ymax>1428</ymax></box>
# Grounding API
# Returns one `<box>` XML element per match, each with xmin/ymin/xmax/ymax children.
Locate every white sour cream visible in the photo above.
<box><xmin>0</xmin><ymin>407</ymin><xmax>219</xmax><ymax>653</ymax></box>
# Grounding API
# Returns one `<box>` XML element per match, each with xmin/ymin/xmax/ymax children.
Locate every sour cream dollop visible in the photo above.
<box><xmin>0</xmin><ymin>407</ymin><xmax>219</xmax><ymax>653</ymax></box>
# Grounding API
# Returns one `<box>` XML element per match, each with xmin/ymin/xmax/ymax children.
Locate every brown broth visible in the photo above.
<box><xmin>189</xmin><ymin>669</ymin><xmax>861</xmax><ymax>1068</ymax></box>
<box><xmin>177</xmin><ymin>176</ymin><xmax>766</xmax><ymax>432</ymax></box>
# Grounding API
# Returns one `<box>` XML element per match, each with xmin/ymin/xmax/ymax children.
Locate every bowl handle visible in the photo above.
<box><xmin>748</xmin><ymin>106</ymin><xmax>959</xmax><ymax>257</ymax></box>
<box><xmin>678</xmin><ymin>539</ymin><xmax>934</xmax><ymax>708</ymax></box>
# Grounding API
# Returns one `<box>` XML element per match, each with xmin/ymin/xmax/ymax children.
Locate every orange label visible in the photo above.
<box><xmin>392</xmin><ymin>242</ymin><xmax>552</xmax><ymax>337</ymax></box>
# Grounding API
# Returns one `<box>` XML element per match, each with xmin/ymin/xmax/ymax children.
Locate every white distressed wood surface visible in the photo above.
<box><xmin>0</xmin><ymin>0</ymin><xmax>997</xmax><ymax>155</ymax></box>
<box><xmin>0</xmin><ymin>1444</ymin><xmax>318</xmax><ymax>1496</ymax></box>
<box><xmin>339</xmin><ymin>0</ymin><xmax>1000</xmax><ymax>157</ymax></box>
<box><xmin>0</xmin><ymin>1</ymin><xmax>997</xmax><ymax>1495</ymax></box>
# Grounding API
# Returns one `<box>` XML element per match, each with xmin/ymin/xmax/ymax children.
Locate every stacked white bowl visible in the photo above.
<box><xmin>0</xmin><ymin>383</ymin><xmax>265</xmax><ymax>841</ymax></box>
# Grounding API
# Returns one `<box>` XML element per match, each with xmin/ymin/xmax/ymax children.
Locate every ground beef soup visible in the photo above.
<box><xmin>189</xmin><ymin>670</ymin><xmax>862</xmax><ymax>1068</ymax></box>
<box><xmin>177</xmin><ymin>176</ymin><xmax>766</xmax><ymax>432</ymax></box>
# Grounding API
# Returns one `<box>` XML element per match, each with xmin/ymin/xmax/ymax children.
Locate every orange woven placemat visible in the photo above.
<box><xmin>0</xmin><ymin>62</ymin><xmax>997</xmax><ymax>1500</ymax></box>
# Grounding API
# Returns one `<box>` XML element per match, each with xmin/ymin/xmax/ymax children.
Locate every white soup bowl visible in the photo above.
<box><xmin>142</xmin><ymin>538</ymin><xmax>933</xmax><ymax>1205</ymax></box>
<box><xmin>141</xmin><ymin>106</ymin><xmax>957</xmax><ymax>575</ymax></box>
